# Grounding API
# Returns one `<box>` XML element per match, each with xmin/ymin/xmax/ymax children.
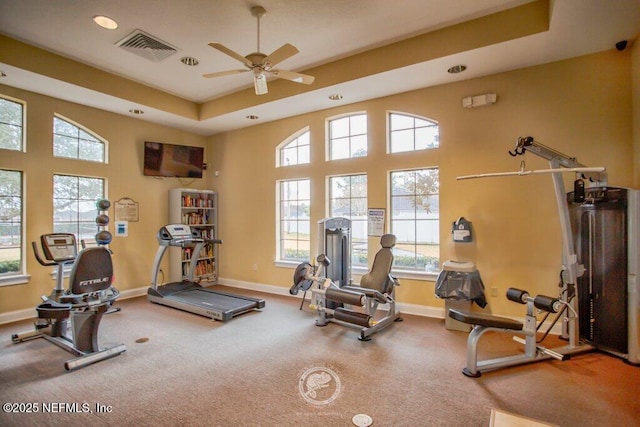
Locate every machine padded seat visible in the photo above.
<box><xmin>448</xmin><ymin>308</ymin><xmax>523</xmax><ymax>330</ymax></box>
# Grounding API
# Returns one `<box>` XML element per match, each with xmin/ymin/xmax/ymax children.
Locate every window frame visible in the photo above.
<box><xmin>275</xmin><ymin>178</ymin><xmax>311</xmax><ymax>265</ymax></box>
<box><xmin>326</xmin><ymin>112</ymin><xmax>368</xmax><ymax>161</ymax></box>
<box><xmin>327</xmin><ymin>173</ymin><xmax>368</xmax><ymax>270</ymax></box>
<box><xmin>0</xmin><ymin>169</ymin><xmax>28</xmax><ymax>286</ymax></box>
<box><xmin>0</xmin><ymin>94</ymin><xmax>26</xmax><ymax>153</ymax></box>
<box><xmin>276</xmin><ymin>127</ymin><xmax>311</xmax><ymax>167</ymax></box>
<box><xmin>53</xmin><ymin>114</ymin><xmax>109</xmax><ymax>163</ymax></box>
<box><xmin>389</xmin><ymin>167</ymin><xmax>440</xmax><ymax>279</ymax></box>
<box><xmin>388</xmin><ymin>111</ymin><xmax>439</xmax><ymax>154</ymax></box>
<box><xmin>52</xmin><ymin>174</ymin><xmax>106</xmax><ymax>250</ymax></box>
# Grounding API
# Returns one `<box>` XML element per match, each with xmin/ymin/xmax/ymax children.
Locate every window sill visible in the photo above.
<box><xmin>0</xmin><ymin>274</ymin><xmax>31</xmax><ymax>287</ymax></box>
<box><xmin>275</xmin><ymin>261</ymin><xmax>437</xmax><ymax>282</ymax></box>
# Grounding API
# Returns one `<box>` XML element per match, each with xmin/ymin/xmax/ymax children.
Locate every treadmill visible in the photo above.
<box><xmin>147</xmin><ymin>224</ymin><xmax>265</xmax><ymax>321</ymax></box>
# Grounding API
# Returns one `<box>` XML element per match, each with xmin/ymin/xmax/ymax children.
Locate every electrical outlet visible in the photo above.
<box><xmin>490</xmin><ymin>287</ymin><xmax>498</xmax><ymax>297</ymax></box>
<box><xmin>252</xmin><ymin>264</ymin><xmax>258</xmax><ymax>271</ymax></box>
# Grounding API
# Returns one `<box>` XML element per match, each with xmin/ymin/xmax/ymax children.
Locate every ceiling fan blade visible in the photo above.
<box><xmin>264</xmin><ymin>43</ymin><xmax>299</xmax><ymax>67</ymax></box>
<box><xmin>202</xmin><ymin>69</ymin><xmax>249</xmax><ymax>79</ymax></box>
<box><xmin>270</xmin><ymin>69</ymin><xmax>315</xmax><ymax>85</ymax></box>
<box><xmin>253</xmin><ymin>72</ymin><xmax>268</xmax><ymax>95</ymax></box>
<box><xmin>208</xmin><ymin>42</ymin><xmax>252</xmax><ymax>67</ymax></box>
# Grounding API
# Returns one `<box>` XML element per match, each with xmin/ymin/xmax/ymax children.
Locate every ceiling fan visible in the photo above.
<box><xmin>203</xmin><ymin>5</ymin><xmax>315</xmax><ymax>95</ymax></box>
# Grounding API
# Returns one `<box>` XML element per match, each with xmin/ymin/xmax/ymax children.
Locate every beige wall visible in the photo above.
<box><xmin>0</xmin><ymin>86</ymin><xmax>208</xmax><ymax>314</ymax></box>
<box><xmin>0</xmin><ymin>47</ymin><xmax>635</xmax><ymax>318</ymax></box>
<box><xmin>211</xmin><ymin>49</ymin><xmax>634</xmax><ymax>317</ymax></box>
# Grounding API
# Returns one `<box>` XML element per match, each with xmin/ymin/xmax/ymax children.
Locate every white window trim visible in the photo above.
<box><xmin>325</xmin><ymin>111</ymin><xmax>367</xmax><ymax>161</ymax></box>
<box><xmin>275</xmin><ymin>127</ymin><xmax>311</xmax><ymax>168</ymax></box>
<box><xmin>0</xmin><ymin>94</ymin><xmax>27</xmax><ymax>153</ymax></box>
<box><xmin>387</xmin><ymin>110</ymin><xmax>439</xmax><ymax>154</ymax></box>
<box><xmin>53</xmin><ymin>113</ymin><xmax>109</xmax><ymax>164</ymax></box>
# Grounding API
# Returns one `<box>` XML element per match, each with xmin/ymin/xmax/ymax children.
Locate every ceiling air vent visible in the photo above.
<box><xmin>116</xmin><ymin>30</ymin><xmax>178</xmax><ymax>62</ymax></box>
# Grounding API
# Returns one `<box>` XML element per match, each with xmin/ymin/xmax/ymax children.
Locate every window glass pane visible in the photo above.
<box><xmin>328</xmin><ymin>174</ymin><xmax>367</xmax><ymax>266</ymax></box>
<box><xmin>390</xmin><ymin>113</ymin><xmax>414</xmax><ymax>130</ymax></box>
<box><xmin>330</xmin><ymin>137</ymin><xmax>350</xmax><ymax>160</ymax></box>
<box><xmin>328</xmin><ymin>114</ymin><xmax>367</xmax><ymax>160</ymax></box>
<box><xmin>0</xmin><ymin>170</ymin><xmax>23</xmax><ymax>277</ymax></box>
<box><xmin>53</xmin><ymin>175</ymin><xmax>104</xmax><ymax>248</ymax></box>
<box><xmin>390</xmin><ymin>129</ymin><xmax>414</xmax><ymax>152</ymax></box>
<box><xmin>278</xmin><ymin>179</ymin><xmax>310</xmax><ymax>262</ymax></box>
<box><xmin>350</xmin><ymin>114</ymin><xmax>367</xmax><ymax>135</ymax></box>
<box><xmin>389</xmin><ymin>112</ymin><xmax>438</xmax><ymax>153</ymax></box>
<box><xmin>390</xmin><ymin>168</ymin><xmax>439</xmax><ymax>273</ymax></box>
<box><xmin>0</xmin><ymin>97</ymin><xmax>24</xmax><ymax>151</ymax></box>
<box><xmin>350</xmin><ymin>135</ymin><xmax>367</xmax><ymax>157</ymax></box>
<box><xmin>53</xmin><ymin>116</ymin><xmax>106</xmax><ymax>163</ymax></box>
<box><xmin>330</xmin><ymin>117</ymin><xmax>350</xmax><ymax>139</ymax></box>
<box><xmin>278</xmin><ymin>130</ymin><xmax>310</xmax><ymax>167</ymax></box>
<box><xmin>53</xmin><ymin>135</ymin><xmax>78</xmax><ymax>158</ymax></box>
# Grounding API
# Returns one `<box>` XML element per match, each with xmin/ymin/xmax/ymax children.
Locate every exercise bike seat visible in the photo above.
<box><xmin>448</xmin><ymin>308</ymin><xmax>523</xmax><ymax>330</ymax></box>
<box><xmin>37</xmin><ymin>300</ymin><xmax>72</xmax><ymax>320</ymax></box>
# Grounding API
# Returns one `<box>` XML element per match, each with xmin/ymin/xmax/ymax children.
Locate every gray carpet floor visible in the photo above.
<box><xmin>0</xmin><ymin>286</ymin><xmax>638</xmax><ymax>426</ymax></box>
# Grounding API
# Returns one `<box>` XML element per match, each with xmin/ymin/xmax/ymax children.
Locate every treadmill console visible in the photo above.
<box><xmin>41</xmin><ymin>233</ymin><xmax>77</xmax><ymax>262</ymax></box>
<box><xmin>157</xmin><ymin>224</ymin><xmax>201</xmax><ymax>245</ymax></box>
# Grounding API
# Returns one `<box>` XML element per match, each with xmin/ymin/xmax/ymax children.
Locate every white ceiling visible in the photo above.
<box><xmin>0</xmin><ymin>0</ymin><xmax>639</xmax><ymax>135</ymax></box>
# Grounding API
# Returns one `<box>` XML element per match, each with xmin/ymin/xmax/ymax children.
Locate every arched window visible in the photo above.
<box><xmin>388</xmin><ymin>112</ymin><xmax>438</xmax><ymax>153</ymax></box>
<box><xmin>277</xmin><ymin>128</ymin><xmax>310</xmax><ymax>167</ymax></box>
<box><xmin>53</xmin><ymin>115</ymin><xmax>107</xmax><ymax>163</ymax></box>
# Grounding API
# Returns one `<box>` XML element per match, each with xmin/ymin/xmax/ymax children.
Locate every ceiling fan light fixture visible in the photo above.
<box><xmin>129</xmin><ymin>108</ymin><xmax>144</xmax><ymax>115</ymax></box>
<box><xmin>93</xmin><ymin>15</ymin><xmax>118</xmax><ymax>30</ymax></box>
<box><xmin>246</xmin><ymin>115</ymin><xmax>260</xmax><ymax>120</ymax></box>
<box><xmin>253</xmin><ymin>71</ymin><xmax>268</xmax><ymax>95</ymax></box>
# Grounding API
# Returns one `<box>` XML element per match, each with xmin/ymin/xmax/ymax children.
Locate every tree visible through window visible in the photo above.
<box><xmin>53</xmin><ymin>115</ymin><xmax>106</xmax><ymax>162</ymax></box>
<box><xmin>328</xmin><ymin>174</ymin><xmax>367</xmax><ymax>267</ymax></box>
<box><xmin>0</xmin><ymin>96</ymin><xmax>25</xmax><ymax>151</ymax></box>
<box><xmin>389</xmin><ymin>112</ymin><xmax>439</xmax><ymax>153</ymax></box>
<box><xmin>0</xmin><ymin>170</ymin><xmax>23</xmax><ymax>279</ymax></box>
<box><xmin>390</xmin><ymin>168</ymin><xmax>439</xmax><ymax>272</ymax></box>
<box><xmin>328</xmin><ymin>113</ymin><xmax>367</xmax><ymax>160</ymax></box>
<box><xmin>278</xmin><ymin>179</ymin><xmax>310</xmax><ymax>261</ymax></box>
<box><xmin>53</xmin><ymin>175</ymin><xmax>105</xmax><ymax>247</ymax></box>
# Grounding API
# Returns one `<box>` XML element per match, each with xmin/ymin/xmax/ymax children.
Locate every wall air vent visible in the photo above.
<box><xmin>116</xmin><ymin>30</ymin><xmax>178</xmax><ymax>62</ymax></box>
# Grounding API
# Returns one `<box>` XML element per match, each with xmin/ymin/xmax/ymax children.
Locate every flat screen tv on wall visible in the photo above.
<box><xmin>143</xmin><ymin>141</ymin><xmax>204</xmax><ymax>178</ymax></box>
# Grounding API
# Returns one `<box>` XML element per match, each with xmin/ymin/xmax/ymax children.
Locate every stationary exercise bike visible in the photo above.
<box><xmin>11</xmin><ymin>233</ymin><xmax>126</xmax><ymax>371</ymax></box>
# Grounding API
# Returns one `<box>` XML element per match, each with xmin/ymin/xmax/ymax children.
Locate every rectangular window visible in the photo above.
<box><xmin>278</xmin><ymin>179</ymin><xmax>311</xmax><ymax>262</ymax></box>
<box><xmin>53</xmin><ymin>175</ymin><xmax>104</xmax><ymax>247</ymax></box>
<box><xmin>328</xmin><ymin>174</ymin><xmax>367</xmax><ymax>267</ymax></box>
<box><xmin>390</xmin><ymin>168</ymin><xmax>439</xmax><ymax>273</ymax></box>
<box><xmin>0</xmin><ymin>96</ymin><xmax>25</xmax><ymax>152</ymax></box>
<box><xmin>0</xmin><ymin>170</ymin><xmax>24</xmax><ymax>283</ymax></box>
<box><xmin>328</xmin><ymin>113</ymin><xmax>367</xmax><ymax>160</ymax></box>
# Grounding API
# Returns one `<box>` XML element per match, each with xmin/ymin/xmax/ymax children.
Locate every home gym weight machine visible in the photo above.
<box><xmin>12</xmin><ymin>233</ymin><xmax>126</xmax><ymax>371</ymax></box>
<box><xmin>451</xmin><ymin>136</ymin><xmax>639</xmax><ymax>376</ymax></box>
<box><xmin>148</xmin><ymin>224</ymin><xmax>265</xmax><ymax>321</ymax></box>
<box><xmin>290</xmin><ymin>218</ymin><xmax>401</xmax><ymax>341</ymax></box>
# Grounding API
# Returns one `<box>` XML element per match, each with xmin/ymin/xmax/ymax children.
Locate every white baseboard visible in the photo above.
<box><xmin>1</xmin><ymin>279</ymin><xmax>563</xmax><ymax>336</ymax></box>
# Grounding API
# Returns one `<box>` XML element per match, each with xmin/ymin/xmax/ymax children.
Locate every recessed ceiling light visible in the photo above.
<box><xmin>448</xmin><ymin>65</ymin><xmax>467</xmax><ymax>74</ymax></box>
<box><xmin>129</xmin><ymin>108</ymin><xmax>144</xmax><ymax>115</ymax></box>
<box><xmin>328</xmin><ymin>94</ymin><xmax>343</xmax><ymax>101</ymax></box>
<box><xmin>246</xmin><ymin>115</ymin><xmax>259</xmax><ymax>120</ymax></box>
<box><xmin>93</xmin><ymin>15</ymin><xmax>118</xmax><ymax>30</ymax></box>
<box><xmin>181</xmin><ymin>57</ymin><xmax>199</xmax><ymax>66</ymax></box>
<box><xmin>0</xmin><ymin>71</ymin><xmax>6</xmax><ymax>78</ymax></box>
